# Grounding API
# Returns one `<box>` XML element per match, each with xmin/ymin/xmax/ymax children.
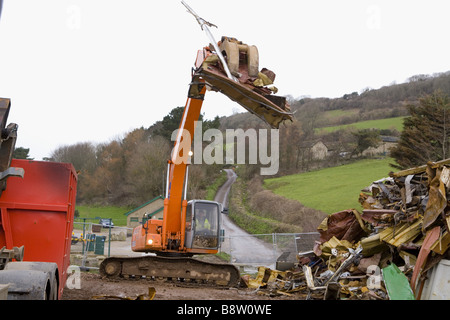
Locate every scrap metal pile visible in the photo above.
<box><xmin>242</xmin><ymin>159</ymin><xmax>450</xmax><ymax>300</ymax></box>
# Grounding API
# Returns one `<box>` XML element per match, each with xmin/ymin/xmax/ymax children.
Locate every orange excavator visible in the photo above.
<box><xmin>99</xmin><ymin>1</ymin><xmax>293</xmax><ymax>286</ymax></box>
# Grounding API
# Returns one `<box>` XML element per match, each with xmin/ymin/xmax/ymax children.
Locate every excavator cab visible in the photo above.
<box><xmin>184</xmin><ymin>200</ymin><xmax>221</xmax><ymax>250</ymax></box>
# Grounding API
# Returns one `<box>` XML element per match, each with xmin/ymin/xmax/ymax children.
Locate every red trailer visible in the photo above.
<box><xmin>0</xmin><ymin>7</ymin><xmax>78</xmax><ymax>300</ymax></box>
<box><xmin>0</xmin><ymin>159</ymin><xmax>77</xmax><ymax>299</ymax></box>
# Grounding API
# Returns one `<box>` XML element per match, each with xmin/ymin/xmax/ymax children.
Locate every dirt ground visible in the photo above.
<box><xmin>63</xmin><ymin>172</ymin><xmax>301</xmax><ymax>301</ymax></box>
<box><xmin>64</xmin><ymin>239</ymin><xmax>299</xmax><ymax>301</ymax></box>
<box><xmin>61</xmin><ymin>271</ymin><xmax>298</xmax><ymax>301</ymax></box>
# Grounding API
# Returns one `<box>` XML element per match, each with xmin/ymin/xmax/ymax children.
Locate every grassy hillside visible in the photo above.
<box><xmin>75</xmin><ymin>205</ymin><xmax>131</xmax><ymax>226</ymax></box>
<box><xmin>317</xmin><ymin>116</ymin><xmax>405</xmax><ymax>134</ymax></box>
<box><xmin>264</xmin><ymin>158</ymin><xmax>394</xmax><ymax>214</ymax></box>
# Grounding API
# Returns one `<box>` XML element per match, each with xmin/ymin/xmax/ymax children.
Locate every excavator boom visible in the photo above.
<box><xmin>100</xmin><ymin>2</ymin><xmax>293</xmax><ymax>286</ymax></box>
<box><xmin>132</xmin><ymin>35</ymin><xmax>293</xmax><ymax>257</ymax></box>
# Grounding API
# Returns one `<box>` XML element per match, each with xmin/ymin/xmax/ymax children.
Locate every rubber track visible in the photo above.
<box><xmin>99</xmin><ymin>256</ymin><xmax>240</xmax><ymax>287</ymax></box>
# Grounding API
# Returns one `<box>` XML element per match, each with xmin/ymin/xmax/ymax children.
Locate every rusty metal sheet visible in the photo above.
<box><xmin>361</xmin><ymin>209</ymin><xmax>397</xmax><ymax>226</ymax></box>
<box><xmin>430</xmin><ymin>231</ymin><xmax>450</xmax><ymax>255</ymax></box>
<box><xmin>410</xmin><ymin>226</ymin><xmax>441</xmax><ymax>297</ymax></box>
<box><xmin>317</xmin><ymin>209</ymin><xmax>368</xmax><ymax>244</ymax></box>
<box><xmin>423</xmin><ymin>167</ymin><xmax>447</xmax><ymax>231</ymax></box>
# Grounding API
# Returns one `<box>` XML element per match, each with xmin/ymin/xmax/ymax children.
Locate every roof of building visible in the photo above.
<box><xmin>124</xmin><ymin>195</ymin><xmax>164</xmax><ymax>216</ymax></box>
<box><xmin>299</xmin><ymin>140</ymin><xmax>328</xmax><ymax>149</ymax></box>
<box><xmin>147</xmin><ymin>207</ymin><xmax>164</xmax><ymax>218</ymax></box>
<box><xmin>381</xmin><ymin>135</ymin><xmax>400</xmax><ymax>143</ymax></box>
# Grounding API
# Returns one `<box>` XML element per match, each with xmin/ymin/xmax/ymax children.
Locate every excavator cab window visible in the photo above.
<box><xmin>186</xmin><ymin>203</ymin><xmax>193</xmax><ymax>231</ymax></box>
<box><xmin>192</xmin><ymin>202</ymin><xmax>219</xmax><ymax>249</ymax></box>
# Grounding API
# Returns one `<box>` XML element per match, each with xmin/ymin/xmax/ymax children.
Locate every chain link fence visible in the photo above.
<box><xmin>220</xmin><ymin>232</ymin><xmax>320</xmax><ymax>270</ymax></box>
<box><xmin>69</xmin><ymin>220</ymin><xmax>319</xmax><ymax>272</ymax></box>
<box><xmin>70</xmin><ymin>220</ymin><xmax>135</xmax><ymax>270</ymax></box>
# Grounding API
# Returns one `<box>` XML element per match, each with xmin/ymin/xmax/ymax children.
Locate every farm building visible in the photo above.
<box><xmin>362</xmin><ymin>135</ymin><xmax>399</xmax><ymax>157</ymax></box>
<box><xmin>124</xmin><ymin>195</ymin><xmax>164</xmax><ymax>228</ymax></box>
<box><xmin>299</xmin><ymin>140</ymin><xmax>329</xmax><ymax>161</ymax></box>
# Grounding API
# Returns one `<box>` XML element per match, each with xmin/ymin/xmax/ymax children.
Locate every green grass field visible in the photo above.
<box><xmin>75</xmin><ymin>205</ymin><xmax>131</xmax><ymax>226</ymax></box>
<box><xmin>264</xmin><ymin>158</ymin><xmax>395</xmax><ymax>214</ymax></box>
<box><xmin>317</xmin><ymin>116</ymin><xmax>405</xmax><ymax>133</ymax></box>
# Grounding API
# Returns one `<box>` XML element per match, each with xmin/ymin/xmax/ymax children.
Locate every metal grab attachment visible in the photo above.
<box><xmin>181</xmin><ymin>2</ymin><xmax>294</xmax><ymax>129</ymax></box>
<box><xmin>219</xmin><ymin>36</ymin><xmax>260</xmax><ymax>79</ymax></box>
<box><xmin>181</xmin><ymin>0</ymin><xmax>237</xmax><ymax>82</ymax></box>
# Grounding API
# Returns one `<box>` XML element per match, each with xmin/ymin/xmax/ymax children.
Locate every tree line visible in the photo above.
<box><xmin>220</xmin><ymin>71</ymin><xmax>450</xmax><ymax>175</ymax></box>
<box><xmin>45</xmin><ymin>107</ymin><xmax>221</xmax><ymax>207</ymax></box>
<box><xmin>12</xmin><ymin>71</ymin><xmax>450</xmax><ymax>207</ymax></box>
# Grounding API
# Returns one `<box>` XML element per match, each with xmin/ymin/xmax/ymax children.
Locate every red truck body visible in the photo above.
<box><xmin>0</xmin><ymin>159</ymin><xmax>77</xmax><ymax>299</ymax></box>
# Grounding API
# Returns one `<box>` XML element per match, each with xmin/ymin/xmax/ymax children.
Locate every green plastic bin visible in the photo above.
<box><xmin>94</xmin><ymin>236</ymin><xmax>106</xmax><ymax>255</ymax></box>
<box><xmin>86</xmin><ymin>234</ymin><xmax>96</xmax><ymax>252</ymax></box>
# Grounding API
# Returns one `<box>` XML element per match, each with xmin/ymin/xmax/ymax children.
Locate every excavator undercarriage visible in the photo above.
<box><xmin>99</xmin><ymin>255</ymin><xmax>241</xmax><ymax>287</ymax></box>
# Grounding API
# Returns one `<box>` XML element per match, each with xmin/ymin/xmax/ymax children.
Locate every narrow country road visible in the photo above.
<box><xmin>214</xmin><ymin>169</ymin><xmax>279</xmax><ymax>268</ymax></box>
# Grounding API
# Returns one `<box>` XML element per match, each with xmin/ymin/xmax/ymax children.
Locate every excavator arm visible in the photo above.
<box><xmin>141</xmin><ymin>0</ymin><xmax>295</xmax><ymax>253</ymax></box>
<box><xmin>100</xmin><ymin>2</ymin><xmax>293</xmax><ymax>285</ymax></box>
<box><xmin>161</xmin><ymin>36</ymin><xmax>294</xmax><ymax>254</ymax></box>
<box><xmin>161</xmin><ymin>54</ymin><xmax>207</xmax><ymax>252</ymax></box>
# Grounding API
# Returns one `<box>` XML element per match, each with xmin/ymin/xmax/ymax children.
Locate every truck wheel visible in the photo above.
<box><xmin>0</xmin><ymin>261</ymin><xmax>59</xmax><ymax>300</ymax></box>
<box><xmin>48</xmin><ymin>276</ymin><xmax>58</xmax><ymax>300</ymax></box>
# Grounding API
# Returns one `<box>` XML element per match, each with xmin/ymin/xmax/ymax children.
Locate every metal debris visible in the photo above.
<box><xmin>243</xmin><ymin>159</ymin><xmax>450</xmax><ymax>300</ymax></box>
<box><xmin>92</xmin><ymin>287</ymin><xmax>156</xmax><ymax>300</ymax></box>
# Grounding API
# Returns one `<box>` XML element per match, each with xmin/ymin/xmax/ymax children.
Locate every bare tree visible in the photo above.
<box><xmin>125</xmin><ymin>136</ymin><xmax>171</xmax><ymax>205</ymax></box>
<box><xmin>50</xmin><ymin>142</ymin><xmax>97</xmax><ymax>173</ymax></box>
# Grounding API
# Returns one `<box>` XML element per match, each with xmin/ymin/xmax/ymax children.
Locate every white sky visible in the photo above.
<box><xmin>1</xmin><ymin>0</ymin><xmax>449</xmax><ymax>160</ymax></box>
